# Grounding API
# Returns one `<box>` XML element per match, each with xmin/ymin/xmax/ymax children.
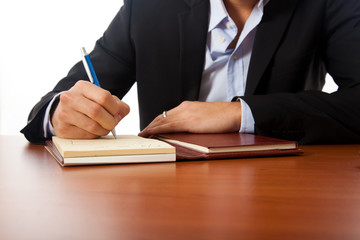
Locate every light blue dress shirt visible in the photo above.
<box><xmin>199</xmin><ymin>0</ymin><xmax>269</xmax><ymax>133</ymax></box>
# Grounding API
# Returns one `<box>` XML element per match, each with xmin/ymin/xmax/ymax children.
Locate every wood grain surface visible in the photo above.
<box><xmin>1</xmin><ymin>136</ymin><xmax>360</xmax><ymax>240</ymax></box>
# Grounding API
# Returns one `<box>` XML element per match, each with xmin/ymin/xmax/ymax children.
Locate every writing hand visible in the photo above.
<box><xmin>138</xmin><ymin>101</ymin><xmax>242</xmax><ymax>137</ymax></box>
<box><xmin>52</xmin><ymin>80</ymin><xmax>130</xmax><ymax>139</ymax></box>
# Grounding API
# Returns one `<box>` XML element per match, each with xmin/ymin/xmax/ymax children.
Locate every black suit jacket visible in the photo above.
<box><xmin>21</xmin><ymin>0</ymin><xmax>360</xmax><ymax>144</ymax></box>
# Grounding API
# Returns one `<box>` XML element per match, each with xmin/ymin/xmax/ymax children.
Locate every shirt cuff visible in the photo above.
<box><xmin>239</xmin><ymin>98</ymin><xmax>255</xmax><ymax>133</ymax></box>
<box><xmin>43</xmin><ymin>92</ymin><xmax>62</xmax><ymax>138</ymax></box>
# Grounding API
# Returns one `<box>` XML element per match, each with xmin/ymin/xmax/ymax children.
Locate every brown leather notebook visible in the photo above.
<box><xmin>154</xmin><ymin>133</ymin><xmax>303</xmax><ymax>160</ymax></box>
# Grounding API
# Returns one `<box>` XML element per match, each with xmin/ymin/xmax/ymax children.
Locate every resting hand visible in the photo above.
<box><xmin>51</xmin><ymin>80</ymin><xmax>130</xmax><ymax>139</ymax></box>
<box><xmin>138</xmin><ymin>101</ymin><xmax>242</xmax><ymax>137</ymax></box>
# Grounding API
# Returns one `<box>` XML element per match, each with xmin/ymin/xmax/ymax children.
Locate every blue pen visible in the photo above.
<box><xmin>81</xmin><ymin>47</ymin><xmax>117</xmax><ymax>139</ymax></box>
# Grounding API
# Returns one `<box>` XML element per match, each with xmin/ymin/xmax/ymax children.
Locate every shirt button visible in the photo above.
<box><xmin>226</xmin><ymin>22</ymin><xmax>232</xmax><ymax>28</ymax></box>
<box><xmin>219</xmin><ymin>37</ymin><xmax>225</xmax><ymax>43</ymax></box>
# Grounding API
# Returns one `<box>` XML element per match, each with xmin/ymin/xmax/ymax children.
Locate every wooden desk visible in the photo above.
<box><xmin>1</xmin><ymin>136</ymin><xmax>360</xmax><ymax>240</ymax></box>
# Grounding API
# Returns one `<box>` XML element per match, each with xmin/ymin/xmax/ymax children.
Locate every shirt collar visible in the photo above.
<box><xmin>208</xmin><ymin>0</ymin><xmax>270</xmax><ymax>32</ymax></box>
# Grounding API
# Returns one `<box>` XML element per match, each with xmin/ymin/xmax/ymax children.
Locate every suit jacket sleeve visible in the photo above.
<box><xmin>242</xmin><ymin>0</ymin><xmax>360</xmax><ymax>144</ymax></box>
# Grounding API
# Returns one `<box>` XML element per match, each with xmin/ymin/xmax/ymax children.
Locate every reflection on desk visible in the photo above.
<box><xmin>1</xmin><ymin>136</ymin><xmax>360</xmax><ymax>240</ymax></box>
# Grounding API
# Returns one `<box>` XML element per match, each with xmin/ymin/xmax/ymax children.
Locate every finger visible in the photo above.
<box><xmin>112</xmin><ymin>95</ymin><xmax>130</xmax><ymax>121</ymax></box>
<box><xmin>64</xmin><ymin>109</ymin><xmax>110</xmax><ymax>136</ymax></box>
<box><xmin>60</xmin><ymin>90</ymin><xmax>117</xmax><ymax>131</ymax></box>
<box><xmin>54</xmin><ymin>123</ymin><xmax>99</xmax><ymax>139</ymax></box>
<box><xmin>139</xmin><ymin>119</ymin><xmax>188</xmax><ymax>137</ymax></box>
<box><xmin>53</xmin><ymin>101</ymin><xmax>110</xmax><ymax>137</ymax></box>
<box><xmin>147</xmin><ymin>113</ymin><xmax>167</xmax><ymax>128</ymax></box>
<box><xmin>139</xmin><ymin>111</ymin><xmax>188</xmax><ymax>137</ymax></box>
<box><xmin>147</xmin><ymin>107</ymin><xmax>179</xmax><ymax>127</ymax></box>
<box><xmin>139</xmin><ymin>105</ymin><xmax>186</xmax><ymax>137</ymax></box>
<box><xmin>139</xmin><ymin>113</ymin><xmax>168</xmax><ymax>136</ymax></box>
<box><xmin>139</xmin><ymin>102</ymin><xmax>195</xmax><ymax>137</ymax></box>
<box><xmin>73</xmin><ymin>81</ymin><xmax>130</xmax><ymax>118</ymax></box>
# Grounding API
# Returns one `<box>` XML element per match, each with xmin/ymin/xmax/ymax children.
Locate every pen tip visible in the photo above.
<box><xmin>111</xmin><ymin>129</ymin><xmax>117</xmax><ymax>139</ymax></box>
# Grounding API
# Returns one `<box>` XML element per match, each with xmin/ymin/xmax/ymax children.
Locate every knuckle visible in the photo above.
<box><xmin>59</xmin><ymin>91</ymin><xmax>72</xmax><ymax>104</ymax></box>
<box><xmin>87</xmin><ymin>121</ymin><xmax>100</xmax><ymax>133</ymax></box>
<box><xmin>157</xmin><ymin>114</ymin><xmax>163</xmax><ymax>120</ymax></box>
<box><xmin>56</xmin><ymin>110</ymin><xmax>67</xmax><ymax>121</ymax></box>
<box><xmin>87</xmin><ymin>104</ymin><xmax>102</xmax><ymax>119</ymax></box>
<box><xmin>178</xmin><ymin>101</ymin><xmax>194</xmax><ymax>113</ymax></box>
<box><xmin>180</xmin><ymin>101</ymin><xmax>191</xmax><ymax>107</ymax></box>
<box><xmin>97</xmin><ymin>90</ymin><xmax>112</xmax><ymax>105</ymax></box>
<box><xmin>74</xmin><ymin>80</ymin><xmax>88</xmax><ymax>88</ymax></box>
<box><xmin>123</xmin><ymin>103</ymin><xmax>130</xmax><ymax>115</ymax></box>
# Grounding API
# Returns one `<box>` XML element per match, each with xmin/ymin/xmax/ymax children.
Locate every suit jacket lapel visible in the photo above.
<box><xmin>246</xmin><ymin>0</ymin><xmax>299</xmax><ymax>95</ymax></box>
<box><xmin>178</xmin><ymin>0</ymin><xmax>209</xmax><ymax>100</ymax></box>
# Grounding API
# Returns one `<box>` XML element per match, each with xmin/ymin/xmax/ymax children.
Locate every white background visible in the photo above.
<box><xmin>0</xmin><ymin>0</ymin><xmax>141</xmax><ymax>136</ymax></box>
<box><xmin>0</xmin><ymin>0</ymin><xmax>337</xmax><ymax>136</ymax></box>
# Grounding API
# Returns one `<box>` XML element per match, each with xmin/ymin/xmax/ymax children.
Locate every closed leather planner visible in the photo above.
<box><xmin>154</xmin><ymin>133</ymin><xmax>303</xmax><ymax>160</ymax></box>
